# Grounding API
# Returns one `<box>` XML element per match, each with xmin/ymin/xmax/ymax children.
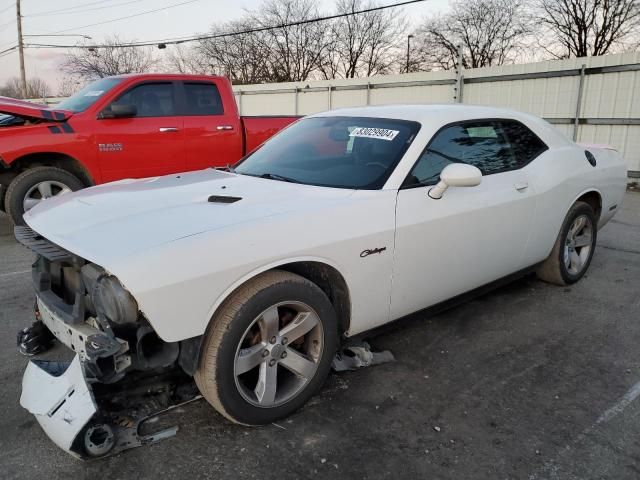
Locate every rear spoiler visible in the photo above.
<box><xmin>578</xmin><ymin>143</ymin><xmax>618</xmax><ymax>151</ymax></box>
<box><xmin>0</xmin><ymin>96</ymin><xmax>72</xmax><ymax>121</ymax></box>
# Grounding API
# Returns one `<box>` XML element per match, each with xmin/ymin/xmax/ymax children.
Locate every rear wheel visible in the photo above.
<box><xmin>536</xmin><ymin>201</ymin><xmax>597</xmax><ymax>286</ymax></box>
<box><xmin>195</xmin><ymin>270</ymin><xmax>338</xmax><ymax>425</ymax></box>
<box><xmin>5</xmin><ymin>166</ymin><xmax>84</xmax><ymax>225</ymax></box>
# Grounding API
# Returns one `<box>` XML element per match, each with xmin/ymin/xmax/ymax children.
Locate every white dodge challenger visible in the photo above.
<box><xmin>15</xmin><ymin>105</ymin><xmax>627</xmax><ymax>456</ymax></box>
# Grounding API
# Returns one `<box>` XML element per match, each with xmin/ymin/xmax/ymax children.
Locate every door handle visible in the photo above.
<box><xmin>216</xmin><ymin>125</ymin><xmax>234</xmax><ymax>131</ymax></box>
<box><xmin>514</xmin><ymin>182</ymin><xmax>529</xmax><ymax>191</ymax></box>
<box><xmin>159</xmin><ymin>127</ymin><xmax>179</xmax><ymax>133</ymax></box>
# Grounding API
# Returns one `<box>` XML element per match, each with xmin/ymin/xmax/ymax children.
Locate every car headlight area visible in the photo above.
<box><xmin>90</xmin><ymin>273</ymin><xmax>139</xmax><ymax>326</ymax></box>
<box><xmin>12</xmin><ymin>225</ymin><xmax>190</xmax><ymax>387</ymax></box>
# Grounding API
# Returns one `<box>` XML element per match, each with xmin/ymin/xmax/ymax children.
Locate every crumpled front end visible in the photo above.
<box><xmin>20</xmin><ymin>356</ymin><xmax>97</xmax><ymax>457</ymax></box>
<box><xmin>14</xmin><ymin>225</ymin><xmax>201</xmax><ymax>458</ymax></box>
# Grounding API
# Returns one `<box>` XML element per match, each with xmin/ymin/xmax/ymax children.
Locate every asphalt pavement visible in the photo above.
<box><xmin>1</xmin><ymin>193</ymin><xmax>639</xmax><ymax>479</ymax></box>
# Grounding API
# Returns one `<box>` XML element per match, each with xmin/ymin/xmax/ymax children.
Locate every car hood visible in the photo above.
<box><xmin>25</xmin><ymin>169</ymin><xmax>355</xmax><ymax>266</ymax></box>
<box><xmin>0</xmin><ymin>96</ymin><xmax>72</xmax><ymax>121</ymax></box>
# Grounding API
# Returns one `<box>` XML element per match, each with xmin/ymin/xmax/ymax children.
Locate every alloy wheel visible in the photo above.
<box><xmin>564</xmin><ymin>214</ymin><xmax>594</xmax><ymax>275</ymax></box>
<box><xmin>23</xmin><ymin>180</ymin><xmax>72</xmax><ymax>212</ymax></box>
<box><xmin>234</xmin><ymin>301</ymin><xmax>324</xmax><ymax>408</ymax></box>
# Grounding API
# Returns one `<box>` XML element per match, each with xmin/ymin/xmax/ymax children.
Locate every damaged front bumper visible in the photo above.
<box><xmin>20</xmin><ymin>356</ymin><xmax>97</xmax><ymax>457</ymax></box>
<box><xmin>15</xmin><ymin>226</ymin><xmax>201</xmax><ymax>458</ymax></box>
<box><xmin>20</xmin><ymin>355</ymin><xmax>194</xmax><ymax>459</ymax></box>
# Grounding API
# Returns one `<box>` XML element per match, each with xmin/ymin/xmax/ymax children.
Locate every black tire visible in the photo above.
<box><xmin>5</xmin><ymin>166</ymin><xmax>84</xmax><ymax>225</ymax></box>
<box><xmin>536</xmin><ymin>201</ymin><xmax>598</xmax><ymax>286</ymax></box>
<box><xmin>195</xmin><ymin>270</ymin><xmax>338</xmax><ymax>425</ymax></box>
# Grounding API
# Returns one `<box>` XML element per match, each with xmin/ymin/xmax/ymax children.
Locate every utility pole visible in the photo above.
<box><xmin>405</xmin><ymin>34</ymin><xmax>414</xmax><ymax>74</ymax></box>
<box><xmin>16</xmin><ymin>0</ymin><xmax>27</xmax><ymax>99</ymax></box>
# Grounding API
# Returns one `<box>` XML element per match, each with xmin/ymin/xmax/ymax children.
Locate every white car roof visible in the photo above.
<box><xmin>311</xmin><ymin>104</ymin><xmax>570</xmax><ymax>146</ymax></box>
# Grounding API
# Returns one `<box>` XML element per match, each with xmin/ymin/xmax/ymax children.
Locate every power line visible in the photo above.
<box><xmin>0</xmin><ymin>45</ymin><xmax>17</xmax><ymax>56</ymax></box>
<box><xmin>0</xmin><ymin>49</ymin><xmax>17</xmax><ymax>59</ymax></box>
<box><xmin>25</xmin><ymin>0</ymin><xmax>128</xmax><ymax>17</ymax></box>
<box><xmin>26</xmin><ymin>0</ymin><xmax>147</xmax><ymax>18</ymax></box>
<box><xmin>25</xmin><ymin>0</ymin><xmax>427</xmax><ymax>50</ymax></box>
<box><xmin>0</xmin><ymin>1</ymin><xmax>15</xmax><ymax>15</ymax></box>
<box><xmin>41</xmin><ymin>0</ymin><xmax>202</xmax><ymax>35</ymax></box>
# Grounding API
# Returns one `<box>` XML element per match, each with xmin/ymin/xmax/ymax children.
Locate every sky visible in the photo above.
<box><xmin>0</xmin><ymin>0</ymin><xmax>450</xmax><ymax>93</ymax></box>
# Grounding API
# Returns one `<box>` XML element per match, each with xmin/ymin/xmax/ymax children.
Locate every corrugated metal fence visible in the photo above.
<box><xmin>234</xmin><ymin>52</ymin><xmax>640</xmax><ymax>176</ymax></box>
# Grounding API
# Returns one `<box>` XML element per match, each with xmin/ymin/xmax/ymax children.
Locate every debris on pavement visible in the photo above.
<box><xmin>331</xmin><ymin>340</ymin><xmax>395</xmax><ymax>372</ymax></box>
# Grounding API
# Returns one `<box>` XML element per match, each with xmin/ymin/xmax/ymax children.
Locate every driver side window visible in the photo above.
<box><xmin>109</xmin><ymin>83</ymin><xmax>176</xmax><ymax>117</ymax></box>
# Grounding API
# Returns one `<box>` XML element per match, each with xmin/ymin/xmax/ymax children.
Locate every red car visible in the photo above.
<box><xmin>0</xmin><ymin>74</ymin><xmax>298</xmax><ymax>225</ymax></box>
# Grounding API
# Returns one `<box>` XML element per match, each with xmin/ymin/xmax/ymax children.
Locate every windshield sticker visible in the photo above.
<box><xmin>84</xmin><ymin>90</ymin><xmax>104</xmax><ymax>97</ymax></box>
<box><xmin>349</xmin><ymin>127</ymin><xmax>400</xmax><ymax>141</ymax></box>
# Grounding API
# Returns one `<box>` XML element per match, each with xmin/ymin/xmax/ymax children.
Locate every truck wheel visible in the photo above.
<box><xmin>5</xmin><ymin>166</ymin><xmax>84</xmax><ymax>225</ymax></box>
<box><xmin>536</xmin><ymin>201</ymin><xmax>597</xmax><ymax>286</ymax></box>
<box><xmin>195</xmin><ymin>270</ymin><xmax>338</xmax><ymax>425</ymax></box>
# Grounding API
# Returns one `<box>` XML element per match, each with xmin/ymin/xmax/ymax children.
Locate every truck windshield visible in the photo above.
<box><xmin>235</xmin><ymin>116</ymin><xmax>420</xmax><ymax>189</ymax></box>
<box><xmin>56</xmin><ymin>77</ymin><xmax>123</xmax><ymax>112</ymax></box>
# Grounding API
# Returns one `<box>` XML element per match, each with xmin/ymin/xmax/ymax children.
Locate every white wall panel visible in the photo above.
<box><xmin>233</xmin><ymin>50</ymin><xmax>640</xmax><ymax>172</ymax></box>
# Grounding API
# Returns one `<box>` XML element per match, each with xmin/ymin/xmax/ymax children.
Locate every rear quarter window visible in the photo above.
<box><xmin>501</xmin><ymin>120</ymin><xmax>548</xmax><ymax>163</ymax></box>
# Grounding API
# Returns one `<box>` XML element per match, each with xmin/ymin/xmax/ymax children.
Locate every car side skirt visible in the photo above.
<box><xmin>355</xmin><ymin>263</ymin><xmax>542</xmax><ymax>340</ymax></box>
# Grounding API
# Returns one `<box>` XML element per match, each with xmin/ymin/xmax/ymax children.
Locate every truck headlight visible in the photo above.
<box><xmin>92</xmin><ymin>275</ymin><xmax>138</xmax><ymax>325</ymax></box>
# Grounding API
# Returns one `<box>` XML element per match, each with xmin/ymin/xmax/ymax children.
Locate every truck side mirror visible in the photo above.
<box><xmin>100</xmin><ymin>104</ymin><xmax>137</xmax><ymax>119</ymax></box>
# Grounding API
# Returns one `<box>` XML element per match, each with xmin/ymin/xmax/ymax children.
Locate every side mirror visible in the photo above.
<box><xmin>428</xmin><ymin>163</ymin><xmax>482</xmax><ymax>199</ymax></box>
<box><xmin>100</xmin><ymin>104</ymin><xmax>137</xmax><ymax>119</ymax></box>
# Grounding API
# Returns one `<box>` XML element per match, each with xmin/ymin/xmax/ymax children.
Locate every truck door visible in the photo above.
<box><xmin>93</xmin><ymin>81</ymin><xmax>185</xmax><ymax>182</ymax></box>
<box><xmin>179</xmin><ymin>81</ymin><xmax>243</xmax><ymax>171</ymax></box>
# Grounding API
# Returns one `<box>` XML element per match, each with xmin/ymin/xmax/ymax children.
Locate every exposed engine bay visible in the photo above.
<box><xmin>16</xmin><ymin>225</ymin><xmax>200</xmax><ymax>382</ymax></box>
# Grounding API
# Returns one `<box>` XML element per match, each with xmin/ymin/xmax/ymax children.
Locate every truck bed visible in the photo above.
<box><xmin>242</xmin><ymin>116</ymin><xmax>300</xmax><ymax>154</ymax></box>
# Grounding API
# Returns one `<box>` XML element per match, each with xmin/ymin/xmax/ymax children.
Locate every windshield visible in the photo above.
<box><xmin>235</xmin><ymin>116</ymin><xmax>420</xmax><ymax>189</ymax></box>
<box><xmin>56</xmin><ymin>77</ymin><xmax>123</xmax><ymax>112</ymax></box>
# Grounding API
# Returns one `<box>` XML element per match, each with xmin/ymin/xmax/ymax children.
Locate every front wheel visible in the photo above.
<box><xmin>5</xmin><ymin>166</ymin><xmax>84</xmax><ymax>225</ymax></box>
<box><xmin>536</xmin><ymin>201</ymin><xmax>597</xmax><ymax>286</ymax></box>
<box><xmin>195</xmin><ymin>270</ymin><xmax>338</xmax><ymax>425</ymax></box>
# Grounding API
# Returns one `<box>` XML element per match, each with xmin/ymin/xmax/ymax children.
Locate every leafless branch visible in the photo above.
<box><xmin>415</xmin><ymin>0</ymin><xmax>531</xmax><ymax>70</ymax></box>
<box><xmin>534</xmin><ymin>0</ymin><xmax>640</xmax><ymax>58</ymax></box>
<box><xmin>0</xmin><ymin>77</ymin><xmax>51</xmax><ymax>99</ymax></box>
<box><xmin>62</xmin><ymin>35</ymin><xmax>158</xmax><ymax>80</ymax></box>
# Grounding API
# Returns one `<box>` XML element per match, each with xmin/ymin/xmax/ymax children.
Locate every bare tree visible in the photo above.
<box><xmin>535</xmin><ymin>0</ymin><xmax>640</xmax><ymax>58</ymax></box>
<box><xmin>250</xmin><ymin>0</ymin><xmax>330</xmax><ymax>82</ymax></box>
<box><xmin>62</xmin><ymin>35</ymin><xmax>157</xmax><ymax>80</ymax></box>
<box><xmin>163</xmin><ymin>44</ymin><xmax>215</xmax><ymax>75</ymax></box>
<box><xmin>194</xmin><ymin>0</ymin><xmax>329</xmax><ymax>83</ymax></box>
<box><xmin>57</xmin><ymin>76</ymin><xmax>84</xmax><ymax>97</ymax></box>
<box><xmin>197</xmin><ymin>19</ymin><xmax>274</xmax><ymax>84</ymax></box>
<box><xmin>0</xmin><ymin>77</ymin><xmax>51</xmax><ymax>99</ymax></box>
<box><xmin>416</xmin><ymin>0</ymin><xmax>531</xmax><ymax>70</ymax></box>
<box><xmin>320</xmin><ymin>0</ymin><xmax>407</xmax><ymax>79</ymax></box>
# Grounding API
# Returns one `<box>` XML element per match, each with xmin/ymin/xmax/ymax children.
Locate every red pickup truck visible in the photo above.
<box><xmin>0</xmin><ymin>74</ymin><xmax>298</xmax><ymax>225</ymax></box>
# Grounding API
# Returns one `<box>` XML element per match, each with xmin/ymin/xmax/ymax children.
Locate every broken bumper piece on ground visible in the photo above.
<box><xmin>20</xmin><ymin>355</ymin><xmax>184</xmax><ymax>459</ymax></box>
<box><xmin>20</xmin><ymin>356</ymin><xmax>97</xmax><ymax>458</ymax></box>
<box><xmin>331</xmin><ymin>340</ymin><xmax>395</xmax><ymax>372</ymax></box>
